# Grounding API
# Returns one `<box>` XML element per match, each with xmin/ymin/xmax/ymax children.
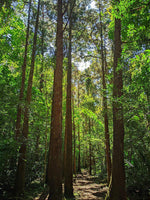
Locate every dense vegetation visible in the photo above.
<box><xmin>0</xmin><ymin>0</ymin><xmax>150</xmax><ymax>199</ymax></box>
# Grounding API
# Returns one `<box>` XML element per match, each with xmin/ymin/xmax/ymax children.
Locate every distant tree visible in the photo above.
<box><xmin>77</xmin><ymin>76</ymin><xmax>81</xmax><ymax>173</ymax></box>
<box><xmin>15</xmin><ymin>0</ymin><xmax>31</xmax><ymax>139</ymax></box>
<box><xmin>72</xmin><ymin>93</ymin><xmax>76</xmax><ymax>175</ymax></box>
<box><xmin>98</xmin><ymin>1</ymin><xmax>111</xmax><ymax>184</ymax></box>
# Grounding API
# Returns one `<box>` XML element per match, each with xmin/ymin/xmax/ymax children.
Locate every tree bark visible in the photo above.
<box><xmin>15</xmin><ymin>0</ymin><xmax>31</xmax><ymax>140</ymax></box>
<box><xmin>15</xmin><ymin>0</ymin><xmax>40</xmax><ymax>195</ymax></box>
<box><xmin>43</xmin><ymin>70</ymin><xmax>49</xmax><ymax>184</ymax></box>
<box><xmin>47</xmin><ymin>0</ymin><xmax>63</xmax><ymax>199</ymax></box>
<box><xmin>106</xmin><ymin>17</ymin><xmax>126</xmax><ymax>200</ymax></box>
<box><xmin>99</xmin><ymin>4</ymin><xmax>111</xmax><ymax>184</ymax></box>
<box><xmin>40</xmin><ymin>3</ymin><xmax>44</xmax><ymax>93</ymax></box>
<box><xmin>72</xmin><ymin>95</ymin><xmax>76</xmax><ymax>175</ymax></box>
<box><xmin>89</xmin><ymin>118</ymin><xmax>92</xmax><ymax>175</ymax></box>
<box><xmin>64</xmin><ymin>12</ymin><xmax>73</xmax><ymax>197</ymax></box>
<box><xmin>77</xmin><ymin>78</ymin><xmax>81</xmax><ymax>173</ymax></box>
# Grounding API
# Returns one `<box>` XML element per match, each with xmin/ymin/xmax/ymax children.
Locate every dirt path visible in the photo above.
<box><xmin>73</xmin><ymin>171</ymin><xmax>108</xmax><ymax>200</ymax></box>
<box><xmin>34</xmin><ymin>170</ymin><xmax>108</xmax><ymax>200</ymax></box>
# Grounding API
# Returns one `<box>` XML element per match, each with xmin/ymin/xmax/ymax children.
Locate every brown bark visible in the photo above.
<box><xmin>43</xmin><ymin>73</ymin><xmax>49</xmax><ymax>183</ymax></box>
<box><xmin>84</xmin><ymin>116</ymin><xmax>88</xmax><ymax>168</ymax></box>
<box><xmin>82</xmin><ymin>120</ymin><xmax>86</xmax><ymax>168</ymax></box>
<box><xmin>77</xmin><ymin>79</ymin><xmax>81</xmax><ymax>173</ymax></box>
<box><xmin>40</xmin><ymin>3</ymin><xmax>44</xmax><ymax>93</ymax></box>
<box><xmin>73</xmin><ymin>96</ymin><xmax>76</xmax><ymax>175</ymax></box>
<box><xmin>99</xmin><ymin>5</ymin><xmax>111</xmax><ymax>184</ymax></box>
<box><xmin>146</xmin><ymin>93</ymin><xmax>150</xmax><ymax>127</ymax></box>
<box><xmin>64</xmin><ymin>13</ymin><xmax>73</xmax><ymax>198</ymax></box>
<box><xmin>47</xmin><ymin>0</ymin><xmax>63</xmax><ymax>199</ymax></box>
<box><xmin>103</xmin><ymin>47</ymin><xmax>112</xmax><ymax>184</ymax></box>
<box><xmin>15</xmin><ymin>0</ymin><xmax>31</xmax><ymax>140</ymax></box>
<box><xmin>15</xmin><ymin>0</ymin><xmax>40</xmax><ymax>195</ymax></box>
<box><xmin>89</xmin><ymin>118</ymin><xmax>92</xmax><ymax>175</ymax></box>
<box><xmin>106</xmin><ymin>17</ymin><xmax>126</xmax><ymax>200</ymax></box>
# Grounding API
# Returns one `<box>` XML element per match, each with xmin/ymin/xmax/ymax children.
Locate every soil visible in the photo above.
<box><xmin>73</xmin><ymin>170</ymin><xmax>108</xmax><ymax>200</ymax></box>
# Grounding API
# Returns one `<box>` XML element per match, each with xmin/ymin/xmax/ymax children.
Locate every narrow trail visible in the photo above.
<box><xmin>34</xmin><ymin>170</ymin><xmax>108</xmax><ymax>200</ymax></box>
<box><xmin>73</xmin><ymin>170</ymin><xmax>108</xmax><ymax>200</ymax></box>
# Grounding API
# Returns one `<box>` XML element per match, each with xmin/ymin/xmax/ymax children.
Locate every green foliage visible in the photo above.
<box><xmin>123</xmin><ymin>50</ymin><xmax>150</xmax><ymax>197</ymax></box>
<box><xmin>0</xmin><ymin>63</ymin><xmax>18</xmax><ymax>199</ymax></box>
<box><xmin>0</xmin><ymin>0</ymin><xmax>150</xmax><ymax>199</ymax></box>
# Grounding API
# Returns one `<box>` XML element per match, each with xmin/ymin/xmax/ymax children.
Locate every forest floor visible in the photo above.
<box><xmin>34</xmin><ymin>170</ymin><xmax>108</xmax><ymax>200</ymax></box>
<box><xmin>72</xmin><ymin>170</ymin><xmax>108</xmax><ymax>200</ymax></box>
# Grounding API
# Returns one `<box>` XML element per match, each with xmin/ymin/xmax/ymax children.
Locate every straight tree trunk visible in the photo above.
<box><xmin>64</xmin><ymin>13</ymin><xmax>73</xmax><ymax>198</ymax></box>
<box><xmin>40</xmin><ymin>3</ymin><xmax>44</xmax><ymax>93</ymax></box>
<box><xmin>47</xmin><ymin>0</ymin><xmax>63</xmax><ymax>199</ymax></box>
<box><xmin>82</xmin><ymin>120</ymin><xmax>86</xmax><ymax>168</ymax></box>
<box><xmin>77</xmin><ymin>78</ymin><xmax>81</xmax><ymax>173</ymax></box>
<box><xmin>99</xmin><ymin>3</ymin><xmax>111</xmax><ymax>184</ymax></box>
<box><xmin>85</xmin><ymin>116</ymin><xmax>88</xmax><ymax>168</ymax></box>
<box><xmin>72</xmin><ymin>95</ymin><xmax>76</xmax><ymax>175</ymax></box>
<box><xmin>106</xmin><ymin>17</ymin><xmax>126</xmax><ymax>200</ymax></box>
<box><xmin>43</xmin><ymin>72</ymin><xmax>49</xmax><ymax>183</ymax></box>
<box><xmin>89</xmin><ymin>118</ymin><xmax>92</xmax><ymax>175</ymax></box>
<box><xmin>15</xmin><ymin>0</ymin><xmax>31</xmax><ymax>139</ymax></box>
<box><xmin>15</xmin><ymin>0</ymin><xmax>40</xmax><ymax>195</ymax></box>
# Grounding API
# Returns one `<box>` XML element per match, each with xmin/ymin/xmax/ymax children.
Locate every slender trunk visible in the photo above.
<box><xmin>99</xmin><ymin>2</ymin><xmax>111</xmax><ymax>184</ymax></box>
<box><xmin>47</xmin><ymin>0</ymin><xmax>63</xmax><ymax>199</ymax></box>
<box><xmin>35</xmin><ymin>134</ymin><xmax>40</xmax><ymax>160</ymax></box>
<box><xmin>73</xmin><ymin>95</ymin><xmax>76</xmax><ymax>175</ymax></box>
<box><xmin>89</xmin><ymin>118</ymin><xmax>92</xmax><ymax>175</ymax></box>
<box><xmin>63</xmin><ymin>123</ymin><xmax>67</xmax><ymax>178</ymax></box>
<box><xmin>93</xmin><ymin>155</ymin><xmax>96</xmax><ymax>175</ymax></box>
<box><xmin>43</xmin><ymin>71</ymin><xmax>49</xmax><ymax>183</ymax></box>
<box><xmin>77</xmin><ymin>79</ymin><xmax>81</xmax><ymax>173</ymax></box>
<box><xmin>146</xmin><ymin>93</ymin><xmax>150</xmax><ymax>127</ymax></box>
<box><xmin>15</xmin><ymin>0</ymin><xmax>40</xmax><ymax>195</ymax></box>
<box><xmin>82</xmin><ymin>120</ymin><xmax>85</xmax><ymax>168</ymax></box>
<box><xmin>103</xmin><ymin>48</ymin><xmax>112</xmax><ymax>184</ymax></box>
<box><xmin>106</xmin><ymin>17</ymin><xmax>126</xmax><ymax>200</ymax></box>
<box><xmin>85</xmin><ymin>116</ymin><xmax>88</xmax><ymax>168</ymax></box>
<box><xmin>64</xmin><ymin>13</ymin><xmax>73</xmax><ymax>198</ymax></box>
<box><xmin>40</xmin><ymin>3</ymin><xmax>44</xmax><ymax>92</ymax></box>
<box><xmin>15</xmin><ymin>0</ymin><xmax>31</xmax><ymax>139</ymax></box>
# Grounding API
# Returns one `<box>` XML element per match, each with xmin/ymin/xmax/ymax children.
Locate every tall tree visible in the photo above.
<box><xmin>15</xmin><ymin>0</ymin><xmax>40</xmax><ymax>195</ymax></box>
<box><xmin>106</xmin><ymin>5</ymin><xmax>126</xmax><ymax>200</ymax></box>
<box><xmin>15</xmin><ymin>0</ymin><xmax>31</xmax><ymax>139</ymax></box>
<box><xmin>89</xmin><ymin>118</ymin><xmax>92</xmax><ymax>175</ymax></box>
<box><xmin>47</xmin><ymin>0</ymin><xmax>63</xmax><ymax>199</ymax></box>
<box><xmin>77</xmin><ymin>76</ymin><xmax>81</xmax><ymax>173</ymax></box>
<box><xmin>98</xmin><ymin>1</ymin><xmax>111</xmax><ymax>184</ymax></box>
<box><xmin>72</xmin><ymin>94</ymin><xmax>76</xmax><ymax>175</ymax></box>
<box><xmin>64</xmin><ymin>5</ymin><xmax>73</xmax><ymax>197</ymax></box>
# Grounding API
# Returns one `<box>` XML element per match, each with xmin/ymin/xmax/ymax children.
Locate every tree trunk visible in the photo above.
<box><xmin>64</xmin><ymin>13</ymin><xmax>73</xmax><ymax>198</ymax></box>
<box><xmin>89</xmin><ymin>118</ymin><xmax>92</xmax><ymax>175</ymax></box>
<box><xmin>106</xmin><ymin>17</ymin><xmax>126</xmax><ymax>200</ymax></box>
<box><xmin>47</xmin><ymin>0</ymin><xmax>63</xmax><ymax>199</ymax></box>
<box><xmin>15</xmin><ymin>0</ymin><xmax>40</xmax><ymax>195</ymax></box>
<box><xmin>103</xmin><ymin>48</ymin><xmax>112</xmax><ymax>185</ymax></box>
<box><xmin>72</xmin><ymin>93</ymin><xmax>76</xmax><ymax>175</ymax></box>
<box><xmin>40</xmin><ymin>3</ymin><xmax>44</xmax><ymax>93</ymax></box>
<box><xmin>99</xmin><ymin>2</ymin><xmax>111</xmax><ymax>184</ymax></box>
<box><xmin>15</xmin><ymin>0</ymin><xmax>31</xmax><ymax>140</ymax></box>
<box><xmin>77</xmin><ymin>79</ymin><xmax>81</xmax><ymax>173</ymax></box>
<box><xmin>43</xmin><ymin>71</ymin><xmax>49</xmax><ymax>184</ymax></box>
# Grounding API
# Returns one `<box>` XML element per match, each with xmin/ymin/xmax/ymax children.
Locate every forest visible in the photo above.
<box><xmin>0</xmin><ymin>0</ymin><xmax>150</xmax><ymax>200</ymax></box>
